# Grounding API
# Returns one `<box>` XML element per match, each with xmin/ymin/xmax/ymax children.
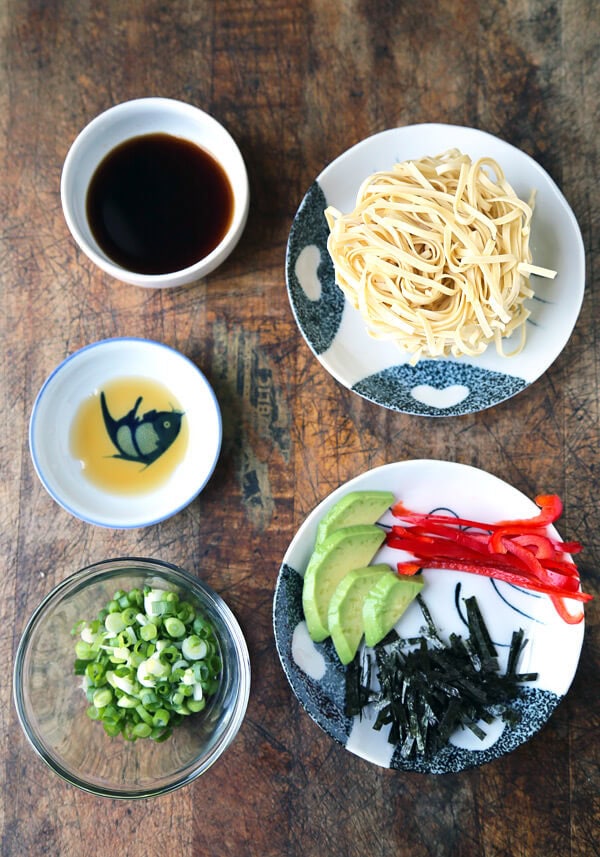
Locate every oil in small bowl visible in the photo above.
<box><xmin>70</xmin><ymin>376</ymin><xmax>189</xmax><ymax>496</ymax></box>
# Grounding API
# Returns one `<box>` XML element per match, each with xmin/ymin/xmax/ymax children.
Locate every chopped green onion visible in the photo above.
<box><xmin>74</xmin><ymin>640</ymin><xmax>93</xmax><ymax>660</ymax></box>
<box><xmin>140</xmin><ymin>622</ymin><xmax>158</xmax><ymax>641</ymax></box>
<box><xmin>132</xmin><ymin>722</ymin><xmax>152</xmax><ymax>738</ymax></box>
<box><xmin>73</xmin><ymin>585</ymin><xmax>222</xmax><ymax>742</ymax></box>
<box><xmin>105</xmin><ymin>612</ymin><xmax>126</xmax><ymax>634</ymax></box>
<box><xmin>164</xmin><ymin>617</ymin><xmax>186</xmax><ymax>638</ymax></box>
<box><xmin>182</xmin><ymin>635</ymin><xmax>208</xmax><ymax>660</ymax></box>
<box><xmin>93</xmin><ymin>687</ymin><xmax>113</xmax><ymax>708</ymax></box>
<box><xmin>152</xmin><ymin>709</ymin><xmax>170</xmax><ymax>728</ymax></box>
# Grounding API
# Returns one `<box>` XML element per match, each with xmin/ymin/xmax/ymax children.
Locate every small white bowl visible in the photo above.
<box><xmin>29</xmin><ymin>338</ymin><xmax>222</xmax><ymax>528</ymax></box>
<box><xmin>61</xmin><ymin>98</ymin><xmax>249</xmax><ymax>288</ymax></box>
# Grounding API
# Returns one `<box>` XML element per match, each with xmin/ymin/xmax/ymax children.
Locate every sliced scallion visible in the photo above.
<box><xmin>72</xmin><ymin>585</ymin><xmax>222</xmax><ymax>741</ymax></box>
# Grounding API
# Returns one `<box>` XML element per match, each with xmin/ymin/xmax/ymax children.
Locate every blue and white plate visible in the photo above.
<box><xmin>286</xmin><ymin>125</ymin><xmax>585</xmax><ymax>416</ymax></box>
<box><xmin>273</xmin><ymin>460</ymin><xmax>585</xmax><ymax>772</ymax></box>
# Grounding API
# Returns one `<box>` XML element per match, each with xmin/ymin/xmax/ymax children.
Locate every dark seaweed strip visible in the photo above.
<box><xmin>514</xmin><ymin>672</ymin><xmax>539</xmax><ymax>682</ymax></box>
<box><xmin>345</xmin><ymin>651</ymin><xmax>372</xmax><ymax>717</ymax></box>
<box><xmin>346</xmin><ymin>596</ymin><xmax>539</xmax><ymax>760</ymax></box>
<box><xmin>506</xmin><ymin>628</ymin><xmax>526</xmax><ymax>676</ymax></box>
<box><xmin>466</xmin><ymin>720</ymin><xmax>488</xmax><ymax>741</ymax></box>
<box><xmin>464</xmin><ymin>595</ymin><xmax>498</xmax><ymax>660</ymax></box>
<box><xmin>415</xmin><ymin>593</ymin><xmax>443</xmax><ymax>644</ymax></box>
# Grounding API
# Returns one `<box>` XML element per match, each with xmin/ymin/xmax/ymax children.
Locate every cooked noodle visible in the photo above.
<box><xmin>324</xmin><ymin>149</ymin><xmax>556</xmax><ymax>363</ymax></box>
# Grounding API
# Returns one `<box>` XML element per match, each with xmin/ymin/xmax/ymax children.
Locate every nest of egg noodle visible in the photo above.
<box><xmin>325</xmin><ymin>149</ymin><xmax>555</xmax><ymax>364</ymax></box>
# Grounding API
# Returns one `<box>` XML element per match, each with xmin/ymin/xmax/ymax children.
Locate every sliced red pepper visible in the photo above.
<box><xmin>393</xmin><ymin>534</ymin><xmax>582</xmax><ymax>592</ymax></box>
<box><xmin>388</xmin><ymin>526</ymin><xmax>552</xmax><ymax>578</ymax></box>
<box><xmin>391</xmin><ymin>502</ymin><xmax>496</xmax><ymax>531</ymax></box>
<box><xmin>550</xmin><ymin>595</ymin><xmax>585</xmax><ymax>625</ymax></box>
<box><xmin>396</xmin><ymin>558</ymin><xmax>592</xmax><ymax>602</ymax></box>
<box><xmin>402</xmin><ymin>522</ymin><xmax>491</xmax><ymax>552</ymax></box>
<box><xmin>396</xmin><ymin>544</ymin><xmax>578</xmax><ymax>592</ymax></box>
<box><xmin>541</xmin><ymin>558</ymin><xmax>581</xmax><ymax>578</ymax></box>
<box><xmin>395</xmin><ymin>561</ymin><xmax>422</xmax><ymax>576</ymax></box>
<box><xmin>387</xmin><ymin>533</ymin><xmax>532</xmax><ymax>575</ymax></box>
<box><xmin>491</xmin><ymin>531</ymin><xmax>556</xmax><ymax>558</ymax></box>
<box><xmin>508</xmin><ymin>533</ymin><xmax>582</xmax><ymax>556</ymax></box>
<box><xmin>389</xmin><ymin>494</ymin><xmax>591</xmax><ymax>624</ymax></box>
<box><xmin>492</xmin><ymin>537</ymin><xmax>580</xmax><ymax>592</ymax></box>
<box><xmin>386</xmin><ymin>529</ymin><xmax>491</xmax><ymax>562</ymax></box>
<box><xmin>493</xmin><ymin>494</ymin><xmax>563</xmax><ymax>529</ymax></box>
<box><xmin>392</xmin><ymin>494</ymin><xmax>563</xmax><ymax>533</ymax></box>
<box><xmin>495</xmin><ymin>537</ymin><xmax>547</xmax><ymax>577</ymax></box>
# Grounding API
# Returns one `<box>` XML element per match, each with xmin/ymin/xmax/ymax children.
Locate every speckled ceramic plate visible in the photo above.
<box><xmin>286</xmin><ymin>124</ymin><xmax>585</xmax><ymax>416</ymax></box>
<box><xmin>273</xmin><ymin>460</ymin><xmax>585</xmax><ymax>772</ymax></box>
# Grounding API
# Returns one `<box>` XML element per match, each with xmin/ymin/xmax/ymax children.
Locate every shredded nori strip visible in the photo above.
<box><xmin>345</xmin><ymin>594</ymin><xmax>538</xmax><ymax>760</ymax></box>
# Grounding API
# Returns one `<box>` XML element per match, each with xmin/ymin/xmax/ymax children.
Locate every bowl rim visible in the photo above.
<box><xmin>60</xmin><ymin>96</ymin><xmax>250</xmax><ymax>288</ymax></box>
<box><xmin>13</xmin><ymin>557</ymin><xmax>251</xmax><ymax>799</ymax></box>
<box><xmin>28</xmin><ymin>336</ymin><xmax>223</xmax><ymax>529</ymax></box>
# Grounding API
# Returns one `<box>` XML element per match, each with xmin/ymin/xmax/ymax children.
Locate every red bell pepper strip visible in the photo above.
<box><xmin>550</xmin><ymin>595</ymin><xmax>585</xmax><ymax>625</ymax></box>
<box><xmin>500</xmin><ymin>532</ymin><xmax>581</xmax><ymax>559</ymax></box>
<box><xmin>541</xmin><ymin>558</ymin><xmax>581</xmax><ymax>578</ymax></box>
<box><xmin>394</xmin><ymin>561</ymin><xmax>421</xmax><ymax>576</ymax></box>
<box><xmin>391</xmin><ymin>501</ymin><xmax>496</xmax><ymax>531</ymax></box>
<box><xmin>492</xmin><ymin>494</ymin><xmax>563</xmax><ymax>529</ymax></box>
<box><xmin>392</xmin><ymin>494</ymin><xmax>563</xmax><ymax>533</ymax></box>
<box><xmin>389</xmin><ymin>525</ymin><xmax>495</xmax><ymax>565</ymax></box>
<box><xmin>388</xmin><ymin>494</ymin><xmax>591</xmax><ymax>623</ymax></box>
<box><xmin>400</xmin><ymin>541</ymin><xmax>580</xmax><ymax>590</ymax></box>
<box><xmin>386</xmin><ymin>533</ymin><xmax>531</xmax><ymax>575</ymax></box>
<box><xmin>387</xmin><ymin>527</ymin><xmax>575</xmax><ymax>582</ymax></box>
<box><xmin>491</xmin><ymin>531</ymin><xmax>555</xmax><ymax>558</ymax></box>
<box><xmin>396</xmin><ymin>522</ymin><xmax>491</xmax><ymax>552</ymax></box>
<box><xmin>395</xmin><ymin>558</ymin><xmax>592</xmax><ymax>602</ymax></box>
<box><xmin>495</xmin><ymin>538</ymin><xmax>580</xmax><ymax>591</ymax></box>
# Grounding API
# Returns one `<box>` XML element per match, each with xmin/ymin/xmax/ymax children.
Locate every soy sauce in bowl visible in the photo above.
<box><xmin>86</xmin><ymin>133</ymin><xmax>234</xmax><ymax>275</ymax></box>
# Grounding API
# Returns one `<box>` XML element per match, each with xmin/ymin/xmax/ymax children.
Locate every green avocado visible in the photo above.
<box><xmin>302</xmin><ymin>524</ymin><xmax>386</xmax><ymax>642</ymax></box>
<box><xmin>327</xmin><ymin>564</ymin><xmax>391</xmax><ymax>664</ymax></box>
<box><xmin>315</xmin><ymin>490</ymin><xmax>395</xmax><ymax>545</ymax></box>
<box><xmin>362</xmin><ymin>573</ymin><xmax>424</xmax><ymax>648</ymax></box>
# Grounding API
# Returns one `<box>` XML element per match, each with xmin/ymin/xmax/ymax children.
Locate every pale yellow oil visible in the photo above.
<box><xmin>70</xmin><ymin>376</ymin><xmax>188</xmax><ymax>495</ymax></box>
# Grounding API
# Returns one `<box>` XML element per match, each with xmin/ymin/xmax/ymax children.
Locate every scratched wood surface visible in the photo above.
<box><xmin>1</xmin><ymin>1</ymin><xmax>599</xmax><ymax>855</ymax></box>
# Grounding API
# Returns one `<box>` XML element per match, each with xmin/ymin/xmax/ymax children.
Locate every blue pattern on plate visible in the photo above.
<box><xmin>353</xmin><ymin>361</ymin><xmax>528</xmax><ymax>417</ymax></box>
<box><xmin>273</xmin><ymin>563</ymin><xmax>352</xmax><ymax>745</ymax></box>
<box><xmin>286</xmin><ymin>182</ymin><xmax>344</xmax><ymax>355</ymax></box>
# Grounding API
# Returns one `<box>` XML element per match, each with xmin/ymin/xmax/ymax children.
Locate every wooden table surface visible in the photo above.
<box><xmin>1</xmin><ymin>1</ymin><xmax>598</xmax><ymax>855</ymax></box>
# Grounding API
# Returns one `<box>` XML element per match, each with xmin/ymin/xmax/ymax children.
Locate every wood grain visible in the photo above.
<box><xmin>1</xmin><ymin>1</ymin><xmax>599</xmax><ymax>855</ymax></box>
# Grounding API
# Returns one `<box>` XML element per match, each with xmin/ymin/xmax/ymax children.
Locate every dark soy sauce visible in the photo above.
<box><xmin>86</xmin><ymin>133</ymin><xmax>234</xmax><ymax>275</ymax></box>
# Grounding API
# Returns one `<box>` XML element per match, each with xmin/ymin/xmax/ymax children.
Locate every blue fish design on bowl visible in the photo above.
<box><xmin>100</xmin><ymin>392</ymin><xmax>184</xmax><ymax>466</ymax></box>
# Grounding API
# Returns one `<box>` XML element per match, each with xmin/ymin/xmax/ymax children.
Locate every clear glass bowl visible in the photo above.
<box><xmin>13</xmin><ymin>558</ymin><xmax>251</xmax><ymax>799</ymax></box>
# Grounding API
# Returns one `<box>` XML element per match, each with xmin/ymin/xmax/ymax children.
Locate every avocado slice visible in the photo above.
<box><xmin>302</xmin><ymin>524</ymin><xmax>386</xmax><ymax>642</ymax></box>
<box><xmin>362</xmin><ymin>573</ymin><xmax>424</xmax><ymax>648</ymax></box>
<box><xmin>328</xmin><ymin>564</ymin><xmax>391</xmax><ymax>664</ymax></box>
<box><xmin>315</xmin><ymin>490</ymin><xmax>395</xmax><ymax>545</ymax></box>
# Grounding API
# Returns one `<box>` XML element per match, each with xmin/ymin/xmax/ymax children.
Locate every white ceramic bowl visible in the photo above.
<box><xmin>29</xmin><ymin>338</ymin><xmax>222</xmax><ymax>528</ymax></box>
<box><xmin>61</xmin><ymin>97</ymin><xmax>250</xmax><ymax>288</ymax></box>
